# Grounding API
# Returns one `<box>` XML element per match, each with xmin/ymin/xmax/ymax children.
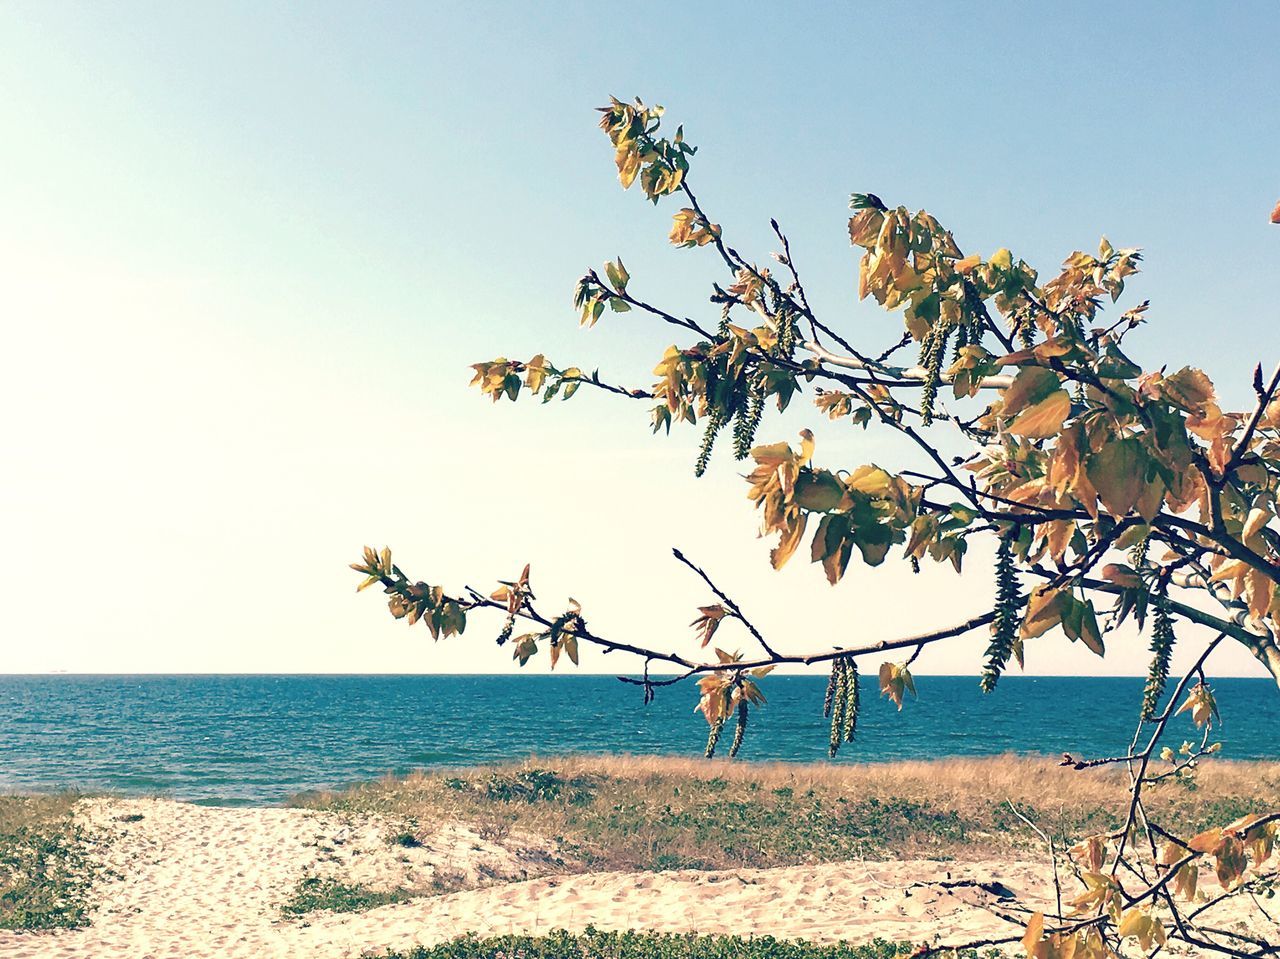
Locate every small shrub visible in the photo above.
<box><xmin>0</xmin><ymin>795</ymin><xmax>95</xmax><ymax>931</ymax></box>
<box><xmin>481</xmin><ymin>769</ymin><xmax>595</xmax><ymax>805</ymax></box>
<box><xmin>280</xmin><ymin>877</ymin><xmax>412</xmax><ymax>917</ymax></box>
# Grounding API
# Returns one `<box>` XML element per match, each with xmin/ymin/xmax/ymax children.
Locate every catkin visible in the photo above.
<box><xmin>732</xmin><ymin>381</ymin><xmax>765</xmax><ymax>460</ymax></box>
<box><xmin>841</xmin><ymin>659</ymin><xmax>860</xmax><ymax>743</ymax></box>
<box><xmin>1128</xmin><ymin>532</ymin><xmax>1151</xmax><ymax>575</ymax></box>
<box><xmin>1142</xmin><ymin>602</ymin><xmax>1176</xmax><ymax>721</ymax></box>
<box><xmin>695</xmin><ymin>403</ymin><xmax>726</xmax><ymax>477</ymax></box>
<box><xmin>496</xmin><ymin>616</ymin><xmax>515</xmax><ymax>646</ymax></box>
<box><xmin>823</xmin><ymin>661</ymin><xmax>838</xmax><ymax>718</ymax></box>
<box><xmin>728</xmin><ymin>701</ymin><xmax>749</xmax><ymax>758</ymax></box>
<box><xmin>1017</xmin><ymin>312</ymin><xmax>1034</xmax><ymax>349</ymax></box>
<box><xmin>705</xmin><ymin>714</ymin><xmax>726</xmax><ymax>759</ymax></box>
<box><xmin>919</xmin><ymin>323</ymin><xmax>951</xmax><ymax>425</ymax></box>
<box><xmin>776</xmin><ymin>306</ymin><xmax>798</xmax><ymax>358</ymax></box>
<box><xmin>980</xmin><ymin>535</ymin><xmax>1020</xmax><ymax>693</ymax></box>
<box><xmin>828</xmin><ymin>659</ymin><xmax>847</xmax><ymax>758</ymax></box>
<box><xmin>718</xmin><ymin>301</ymin><xmax>732</xmax><ymax>337</ymax></box>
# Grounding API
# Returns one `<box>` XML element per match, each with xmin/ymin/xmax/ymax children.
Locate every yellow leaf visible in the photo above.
<box><xmin>1187</xmin><ymin>826</ymin><xmax>1223</xmax><ymax>854</ymax></box>
<box><xmin>1021</xmin><ymin>585</ymin><xmax>1066</xmax><ymax>639</ymax></box>
<box><xmin>1071</xmin><ymin>835</ymin><xmax>1107</xmax><ymax>872</ymax></box>
<box><xmin>1214</xmin><ymin>835</ymin><xmax>1247</xmax><ymax>888</ymax></box>
<box><xmin>690</xmin><ymin>605</ymin><xmax>728</xmax><ymax>647</ymax></box>
<box><xmin>1162</xmin><ymin>367</ymin><xmax>1216</xmax><ymax>414</ymax></box>
<box><xmin>604</xmin><ymin>258</ymin><xmax>629</xmax><ymax>292</ymax></box>
<box><xmin>1021</xmin><ymin>912</ymin><xmax>1044</xmax><ymax>957</ymax></box>
<box><xmin>1172</xmin><ymin>862</ymin><xmax>1198</xmax><ymax>900</ymax></box>
<box><xmin>844</xmin><ymin>464</ymin><xmax>893</xmax><ymax>496</ymax></box>
<box><xmin>1008</xmin><ymin>390</ymin><xmax>1071</xmax><ymax>439</ymax></box>
<box><xmin>1242</xmin><ymin>507</ymin><xmax>1272</xmax><ymax>545</ymax></box>
<box><xmin>878</xmin><ymin>662</ymin><xmax>915</xmax><ymax>710</ymax></box>
<box><xmin>770</xmin><ymin>513</ymin><xmax>808</xmax><ymax>570</ymax></box>
<box><xmin>1117</xmin><ymin>909</ymin><xmax>1166</xmax><ymax>950</ymax></box>
<box><xmin>1177</xmin><ymin>682</ymin><xmax>1219</xmax><ymax>728</ymax></box>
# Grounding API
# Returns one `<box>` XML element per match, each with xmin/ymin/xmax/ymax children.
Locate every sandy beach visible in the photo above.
<box><xmin>1</xmin><ymin>795</ymin><xmax>1272</xmax><ymax>959</ymax></box>
<box><xmin>0</xmin><ymin>796</ymin><xmax>1049</xmax><ymax>958</ymax></box>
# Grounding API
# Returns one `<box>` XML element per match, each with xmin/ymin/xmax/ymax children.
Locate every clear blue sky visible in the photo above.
<box><xmin>2</xmin><ymin>2</ymin><xmax>1278</xmax><ymax>676</ymax></box>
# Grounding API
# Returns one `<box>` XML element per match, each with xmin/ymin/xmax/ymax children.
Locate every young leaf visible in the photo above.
<box><xmin>690</xmin><ymin>605</ymin><xmax>728</xmax><ymax>648</ymax></box>
<box><xmin>878</xmin><ymin>662</ymin><xmax>915</xmax><ymax>710</ymax></box>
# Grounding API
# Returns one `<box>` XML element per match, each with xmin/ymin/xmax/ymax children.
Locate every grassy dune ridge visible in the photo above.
<box><xmin>3</xmin><ymin>756</ymin><xmax>1276</xmax><ymax>943</ymax></box>
<box><xmin>295</xmin><ymin>754</ymin><xmax>1280</xmax><ymax>875</ymax></box>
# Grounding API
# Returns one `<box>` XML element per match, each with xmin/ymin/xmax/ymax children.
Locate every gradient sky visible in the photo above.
<box><xmin>3</xmin><ymin>2</ymin><xmax>1278</xmax><ymax>677</ymax></box>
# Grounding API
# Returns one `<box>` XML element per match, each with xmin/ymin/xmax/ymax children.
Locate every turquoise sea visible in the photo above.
<box><xmin>1</xmin><ymin>675</ymin><xmax>1276</xmax><ymax>805</ymax></box>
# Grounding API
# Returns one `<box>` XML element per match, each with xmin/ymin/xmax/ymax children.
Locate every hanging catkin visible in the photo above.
<box><xmin>823</xmin><ymin>660</ymin><xmax>838</xmax><ymax>718</ymax></box>
<box><xmin>980</xmin><ymin>534</ymin><xmax>1020</xmax><ymax>693</ymax></box>
<box><xmin>1142</xmin><ymin>601</ymin><xmax>1176</xmax><ymax>721</ymax></box>
<box><xmin>828</xmin><ymin>659</ymin><xmax>847</xmax><ymax>758</ymax></box>
<box><xmin>705</xmin><ymin>714</ymin><xmax>726</xmax><ymax>759</ymax></box>
<box><xmin>694</xmin><ymin>403</ymin><xmax>726</xmax><ymax>477</ymax></box>
<box><xmin>728</xmin><ymin>701</ymin><xmax>749</xmax><ymax>758</ymax></box>
<box><xmin>919</xmin><ymin>322</ymin><xmax>951</xmax><ymax>425</ymax></box>
<box><xmin>732</xmin><ymin>381</ymin><xmax>765</xmax><ymax>460</ymax></box>
<box><xmin>841</xmin><ymin>659</ymin><xmax>860</xmax><ymax>743</ymax></box>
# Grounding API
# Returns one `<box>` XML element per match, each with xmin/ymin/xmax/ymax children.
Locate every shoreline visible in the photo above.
<box><xmin>4</xmin><ymin>752</ymin><xmax>1280</xmax><ymax>807</ymax></box>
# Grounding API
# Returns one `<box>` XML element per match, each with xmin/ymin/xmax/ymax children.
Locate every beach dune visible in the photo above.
<box><xmin>0</xmin><ymin>795</ymin><xmax>1269</xmax><ymax>959</ymax></box>
<box><xmin>0</xmin><ymin>796</ymin><xmax>1051</xmax><ymax>958</ymax></box>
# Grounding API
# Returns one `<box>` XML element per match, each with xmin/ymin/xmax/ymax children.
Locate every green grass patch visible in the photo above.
<box><xmin>365</xmin><ymin>927</ymin><xmax>998</xmax><ymax>958</ymax></box>
<box><xmin>0</xmin><ymin>794</ymin><xmax>95</xmax><ymax>930</ymax></box>
<box><xmin>280</xmin><ymin>876</ymin><xmax>413</xmax><ymax>917</ymax></box>
<box><xmin>308</xmin><ymin>766</ymin><xmax>1000</xmax><ymax>872</ymax></box>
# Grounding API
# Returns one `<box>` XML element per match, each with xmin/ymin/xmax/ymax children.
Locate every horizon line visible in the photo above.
<box><xmin>2</xmin><ymin>671</ymin><xmax>1274</xmax><ymax>680</ymax></box>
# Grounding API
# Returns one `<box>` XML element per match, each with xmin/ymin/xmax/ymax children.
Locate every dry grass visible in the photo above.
<box><xmin>295</xmin><ymin>755</ymin><xmax>1280</xmax><ymax>875</ymax></box>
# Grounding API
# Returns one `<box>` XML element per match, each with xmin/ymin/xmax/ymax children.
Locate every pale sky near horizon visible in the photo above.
<box><xmin>2</xmin><ymin>2</ymin><xmax>1279</xmax><ymax>678</ymax></box>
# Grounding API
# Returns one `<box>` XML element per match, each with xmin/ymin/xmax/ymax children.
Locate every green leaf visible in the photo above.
<box><xmin>1002</xmin><ymin>367</ymin><xmax>1061</xmax><ymax>416</ymax></box>
<box><xmin>1086</xmin><ymin>438</ymin><xmax>1145</xmax><ymax>517</ymax></box>
<box><xmin>604</xmin><ymin>257</ymin><xmax>630</xmax><ymax>292</ymax></box>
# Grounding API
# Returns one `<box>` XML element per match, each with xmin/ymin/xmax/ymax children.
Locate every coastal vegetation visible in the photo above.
<box><xmin>279</xmin><ymin>876</ymin><xmax>414</xmax><ymax>917</ymax></box>
<box><xmin>300</xmin><ymin>757</ymin><xmax>1280</xmax><ymax>879</ymax></box>
<box><xmin>366</xmin><ymin>928</ymin><xmax>994</xmax><ymax>959</ymax></box>
<box><xmin>352</xmin><ymin>96</ymin><xmax>1280</xmax><ymax>956</ymax></box>
<box><xmin>0</xmin><ymin>793</ymin><xmax>95</xmax><ymax>930</ymax></box>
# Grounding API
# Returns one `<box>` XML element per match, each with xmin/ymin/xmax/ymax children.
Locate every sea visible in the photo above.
<box><xmin>1</xmin><ymin>675</ymin><xmax>1276</xmax><ymax>805</ymax></box>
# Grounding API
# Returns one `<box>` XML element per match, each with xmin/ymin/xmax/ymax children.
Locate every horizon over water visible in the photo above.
<box><xmin>2</xmin><ymin>674</ymin><xmax>1277</xmax><ymax>805</ymax></box>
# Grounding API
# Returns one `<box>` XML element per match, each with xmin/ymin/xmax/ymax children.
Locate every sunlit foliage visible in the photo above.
<box><xmin>351</xmin><ymin>97</ymin><xmax>1280</xmax><ymax>957</ymax></box>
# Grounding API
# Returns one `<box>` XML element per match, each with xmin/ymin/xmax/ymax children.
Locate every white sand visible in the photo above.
<box><xmin>0</xmin><ymin>798</ymin><xmax>1269</xmax><ymax>958</ymax></box>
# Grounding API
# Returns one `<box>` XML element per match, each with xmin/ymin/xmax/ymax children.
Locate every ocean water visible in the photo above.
<box><xmin>1</xmin><ymin>675</ymin><xmax>1276</xmax><ymax>805</ymax></box>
